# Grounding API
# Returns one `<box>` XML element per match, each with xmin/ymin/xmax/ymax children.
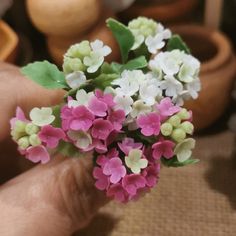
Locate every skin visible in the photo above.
<box><xmin>0</xmin><ymin>62</ymin><xmax>107</xmax><ymax>235</ymax></box>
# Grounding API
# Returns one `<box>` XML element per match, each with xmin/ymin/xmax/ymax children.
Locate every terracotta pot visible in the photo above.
<box><xmin>120</xmin><ymin>0</ymin><xmax>197</xmax><ymax>23</ymax></box>
<box><xmin>0</xmin><ymin>20</ymin><xmax>18</xmax><ymax>63</ymax></box>
<box><xmin>47</xmin><ymin>10</ymin><xmax>120</xmax><ymax>65</ymax></box>
<box><xmin>171</xmin><ymin>25</ymin><xmax>236</xmax><ymax>130</ymax></box>
<box><xmin>26</xmin><ymin>0</ymin><xmax>102</xmax><ymax>37</ymax></box>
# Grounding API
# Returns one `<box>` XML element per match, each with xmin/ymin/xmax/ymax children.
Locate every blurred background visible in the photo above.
<box><xmin>1</xmin><ymin>0</ymin><xmax>236</xmax><ymax>235</ymax></box>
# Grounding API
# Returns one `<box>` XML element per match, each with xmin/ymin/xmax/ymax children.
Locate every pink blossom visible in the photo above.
<box><xmin>91</xmin><ymin>119</ymin><xmax>113</xmax><ymax>140</ymax></box>
<box><xmin>137</xmin><ymin>113</ymin><xmax>161</xmax><ymax>136</ymax></box>
<box><xmin>152</xmin><ymin>139</ymin><xmax>175</xmax><ymax>159</ymax></box>
<box><xmin>94</xmin><ymin>139</ymin><xmax>108</xmax><ymax>153</ymax></box>
<box><xmin>25</xmin><ymin>145</ymin><xmax>50</xmax><ymax>164</ymax></box>
<box><xmin>122</xmin><ymin>174</ymin><xmax>146</xmax><ymax>196</ymax></box>
<box><xmin>88</xmin><ymin>96</ymin><xmax>108</xmax><ymax>117</ymax></box>
<box><xmin>38</xmin><ymin>125</ymin><xmax>65</xmax><ymax>148</ymax></box>
<box><xmin>107</xmin><ymin>109</ymin><xmax>125</xmax><ymax>131</ymax></box>
<box><xmin>61</xmin><ymin>105</ymin><xmax>73</xmax><ymax>130</ymax></box>
<box><xmin>107</xmin><ymin>183</ymin><xmax>128</xmax><ymax>202</ymax></box>
<box><xmin>96</xmin><ymin>148</ymin><xmax>119</xmax><ymax>167</ymax></box>
<box><xmin>10</xmin><ymin>107</ymin><xmax>29</xmax><ymax>128</ymax></box>
<box><xmin>105</xmin><ymin>130</ymin><xmax>119</xmax><ymax>147</ymax></box>
<box><xmin>156</xmin><ymin>97</ymin><xmax>180</xmax><ymax>119</ymax></box>
<box><xmin>93</xmin><ymin>167</ymin><xmax>110</xmax><ymax>190</ymax></box>
<box><xmin>118</xmin><ymin>138</ymin><xmax>143</xmax><ymax>155</ymax></box>
<box><xmin>95</xmin><ymin>89</ymin><xmax>115</xmax><ymax>108</ymax></box>
<box><xmin>142</xmin><ymin>164</ymin><xmax>160</xmax><ymax>187</ymax></box>
<box><xmin>70</xmin><ymin>106</ymin><xmax>94</xmax><ymax>131</ymax></box>
<box><xmin>103</xmin><ymin>158</ymin><xmax>126</xmax><ymax>184</ymax></box>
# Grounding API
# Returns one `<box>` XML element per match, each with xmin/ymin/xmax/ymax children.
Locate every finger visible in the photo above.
<box><xmin>0</xmin><ymin>154</ymin><xmax>108</xmax><ymax>236</ymax></box>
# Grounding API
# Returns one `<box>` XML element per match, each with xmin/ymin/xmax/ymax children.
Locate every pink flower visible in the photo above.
<box><xmin>91</xmin><ymin>119</ymin><xmax>113</xmax><ymax>140</ymax></box>
<box><xmin>156</xmin><ymin>97</ymin><xmax>180</xmax><ymax>118</ymax></box>
<box><xmin>152</xmin><ymin>139</ymin><xmax>175</xmax><ymax>159</ymax></box>
<box><xmin>38</xmin><ymin>125</ymin><xmax>65</xmax><ymax>148</ymax></box>
<box><xmin>96</xmin><ymin>148</ymin><xmax>119</xmax><ymax>167</ymax></box>
<box><xmin>107</xmin><ymin>183</ymin><xmax>128</xmax><ymax>202</ymax></box>
<box><xmin>94</xmin><ymin>140</ymin><xmax>108</xmax><ymax>154</ymax></box>
<box><xmin>122</xmin><ymin>174</ymin><xmax>146</xmax><ymax>196</ymax></box>
<box><xmin>137</xmin><ymin>112</ymin><xmax>161</xmax><ymax>136</ymax></box>
<box><xmin>103</xmin><ymin>158</ymin><xmax>126</xmax><ymax>184</ymax></box>
<box><xmin>142</xmin><ymin>164</ymin><xmax>160</xmax><ymax>187</ymax></box>
<box><xmin>107</xmin><ymin>109</ymin><xmax>125</xmax><ymax>131</ymax></box>
<box><xmin>61</xmin><ymin>105</ymin><xmax>73</xmax><ymax>130</ymax></box>
<box><xmin>88</xmin><ymin>96</ymin><xmax>108</xmax><ymax>117</ymax></box>
<box><xmin>118</xmin><ymin>138</ymin><xmax>143</xmax><ymax>155</ymax></box>
<box><xmin>10</xmin><ymin>107</ymin><xmax>29</xmax><ymax>128</ymax></box>
<box><xmin>95</xmin><ymin>89</ymin><xmax>115</xmax><ymax>108</ymax></box>
<box><xmin>70</xmin><ymin>106</ymin><xmax>94</xmax><ymax>131</ymax></box>
<box><xmin>25</xmin><ymin>145</ymin><xmax>50</xmax><ymax>164</ymax></box>
<box><xmin>93</xmin><ymin>167</ymin><xmax>110</xmax><ymax>190</ymax></box>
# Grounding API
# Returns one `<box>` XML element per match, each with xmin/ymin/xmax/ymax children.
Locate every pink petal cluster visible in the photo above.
<box><xmin>152</xmin><ymin>139</ymin><xmax>175</xmax><ymax>160</ymax></box>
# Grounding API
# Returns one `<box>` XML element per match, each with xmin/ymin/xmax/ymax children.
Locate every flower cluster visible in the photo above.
<box><xmin>11</xmin><ymin>17</ymin><xmax>200</xmax><ymax>203</ymax></box>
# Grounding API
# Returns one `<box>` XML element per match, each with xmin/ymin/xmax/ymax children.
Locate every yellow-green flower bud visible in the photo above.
<box><xmin>25</xmin><ymin>123</ymin><xmax>40</xmax><ymax>135</ymax></box>
<box><xmin>180</xmin><ymin>121</ymin><xmax>194</xmax><ymax>134</ymax></box>
<box><xmin>11</xmin><ymin>130</ymin><xmax>21</xmax><ymax>141</ymax></box>
<box><xmin>63</xmin><ymin>57</ymin><xmax>85</xmax><ymax>74</ymax></box>
<box><xmin>18</xmin><ymin>136</ymin><xmax>30</xmax><ymax>149</ymax></box>
<box><xmin>167</xmin><ymin>115</ymin><xmax>181</xmax><ymax>127</ymax></box>
<box><xmin>177</xmin><ymin>108</ymin><xmax>190</xmax><ymax>120</ymax></box>
<box><xmin>14</xmin><ymin>120</ymin><xmax>27</xmax><ymax>133</ymax></box>
<box><xmin>171</xmin><ymin>128</ymin><xmax>186</xmax><ymax>143</ymax></box>
<box><xmin>65</xmin><ymin>41</ymin><xmax>91</xmax><ymax>59</ymax></box>
<box><xmin>29</xmin><ymin>134</ymin><xmax>41</xmax><ymax>146</ymax></box>
<box><xmin>160</xmin><ymin>123</ymin><xmax>173</xmax><ymax>136</ymax></box>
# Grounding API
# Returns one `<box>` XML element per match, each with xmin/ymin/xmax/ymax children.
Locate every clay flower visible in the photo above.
<box><xmin>88</xmin><ymin>96</ymin><xmax>108</xmax><ymax>117</ymax></box>
<box><xmin>107</xmin><ymin>183</ymin><xmax>128</xmax><ymax>203</ymax></box>
<box><xmin>107</xmin><ymin>109</ymin><xmax>125</xmax><ymax>131</ymax></box>
<box><xmin>67</xmin><ymin>130</ymin><xmax>92</xmax><ymax>149</ymax></box>
<box><xmin>68</xmin><ymin>89</ymin><xmax>94</xmax><ymax>108</ymax></box>
<box><xmin>152</xmin><ymin>139</ymin><xmax>175</xmax><ymax>160</ymax></box>
<box><xmin>103</xmin><ymin>158</ymin><xmax>127</xmax><ymax>184</ymax></box>
<box><xmin>30</xmin><ymin>107</ymin><xmax>55</xmax><ymax>127</ymax></box>
<box><xmin>142</xmin><ymin>164</ymin><xmax>160</xmax><ymax>187</ymax></box>
<box><xmin>130</xmin><ymin>100</ymin><xmax>152</xmax><ymax>118</ymax></box>
<box><xmin>10</xmin><ymin>106</ymin><xmax>28</xmax><ymax>128</ymax></box>
<box><xmin>95</xmin><ymin>90</ymin><xmax>115</xmax><ymax>108</ymax></box>
<box><xmin>65</xmin><ymin>71</ymin><xmax>86</xmax><ymax>89</ymax></box>
<box><xmin>25</xmin><ymin>145</ymin><xmax>50</xmax><ymax>164</ymax></box>
<box><xmin>125</xmin><ymin>149</ymin><xmax>148</xmax><ymax>174</ymax></box>
<box><xmin>114</xmin><ymin>95</ymin><xmax>133</xmax><ymax>115</ymax></box>
<box><xmin>118</xmin><ymin>138</ymin><xmax>143</xmax><ymax>155</ymax></box>
<box><xmin>174</xmin><ymin>138</ymin><xmax>196</xmax><ymax>162</ymax></box>
<box><xmin>70</xmin><ymin>106</ymin><xmax>94</xmax><ymax>131</ymax></box>
<box><xmin>156</xmin><ymin>97</ymin><xmax>180</xmax><ymax>118</ymax></box>
<box><xmin>93</xmin><ymin>167</ymin><xmax>110</xmax><ymax>190</ymax></box>
<box><xmin>91</xmin><ymin>119</ymin><xmax>113</xmax><ymax>140</ymax></box>
<box><xmin>137</xmin><ymin>112</ymin><xmax>161</xmax><ymax>136</ymax></box>
<box><xmin>38</xmin><ymin>125</ymin><xmax>65</xmax><ymax>148</ymax></box>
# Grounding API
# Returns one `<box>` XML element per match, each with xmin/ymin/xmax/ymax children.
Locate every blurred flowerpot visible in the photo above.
<box><xmin>47</xmin><ymin>9</ymin><xmax>120</xmax><ymax>65</ymax></box>
<box><xmin>120</xmin><ymin>0</ymin><xmax>198</xmax><ymax>23</ymax></box>
<box><xmin>172</xmin><ymin>25</ymin><xmax>236</xmax><ymax>130</ymax></box>
<box><xmin>0</xmin><ymin>20</ymin><xmax>18</xmax><ymax>63</ymax></box>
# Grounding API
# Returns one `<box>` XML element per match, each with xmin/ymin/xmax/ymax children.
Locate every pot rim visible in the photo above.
<box><xmin>170</xmin><ymin>24</ymin><xmax>232</xmax><ymax>73</ymax></box>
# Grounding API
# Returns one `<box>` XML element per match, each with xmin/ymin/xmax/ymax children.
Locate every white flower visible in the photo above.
<box><xmin>172</xmin><ymin>91</ymin><xmax>191</xmax><ymax>106</ymax></box>
<box><xmin>90</xmin><ymin>39</ymin><xmax>112</xmax><ymax>57</ymax></box>
<box><xmin>83</xmin><ymin>52</ymin><xmax>104</xmax><ymax>73</ymax></box>
<box><xmin>149</xmin><ymin>59</ymin><xmax>163</xmax><ymax>80</ymax></box>
<box><xmin>112</xmin><ymin>70</ymin><xmax>146</xmax><ymax>96</ymax></box>
<box><xmin>130</xmin><ymin>100</ymin><xmax>152</xmax><ymax>118</ymax></box>
<box><xmin>68</xmin><ymin>89</ymin><xmax>94</xmax><ymax>108</ymax></box>
<box><xmin>67</xmin><ymin>130</ymin><xmax>92</xmax><ymax>149</ymax></box>
<box><xmin>145</xmin><ymin>34</ymin><xmax>165</xmax><ymax>54</ymax></box>
<box><xmin>131</xmin><ymin>31</ymin><xmax>145</xmax><ymax>50</ymax></box>
<box><xmin>114</xmin><ymin>95</ymin><xmax>133</xmax><ymax>115</ymax></box>
<box><xmin>30</xmin><ymin>107</ymin><xmax>55</xmax><ymax>127</ymax></box>
<box><xmin>178</xmin><ymin>63</ymin><xmax>195</xmax><ymax>83</ymax></box>
<box><xmin>156</xmin><ymin>23</ymin><xmax>172</xmax><ymax>39</ymax></box>
<box><xmin>65</xmin><ymin>71</ymin><xmax>86</xmax><ymax>89</ymax></box>
<box><xmin>185</xmin><ymin>77</ymin><xmax>201</xmax><ymax>99</ymax></box>
<box><xmin>160</xmin><ymin>75</ymin><xmax>183</xmax><ymax>98</ymax></box>
<box><xmin>174</xmin><ymin>138</ymin><xmax>196</xmax><ymax>162</ymax></box>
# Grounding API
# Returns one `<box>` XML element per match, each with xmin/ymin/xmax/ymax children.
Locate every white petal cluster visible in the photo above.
<box><xmin>68</xmin><ymin>89</ymin><xmax>94</xmax><ymax>108</ymax></box>
<box><xmin>149</xmin><ymin>49</ymin><xmax>201</xmax><ymax>105</ymax></box>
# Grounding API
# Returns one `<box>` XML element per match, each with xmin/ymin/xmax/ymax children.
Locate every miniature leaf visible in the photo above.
<box><xmin>167</xmin><ymin>34</ymin><xmax>191</xmax><ymax>54</ymax></box>
<box><xmin>51</xmin><ymin>105</ymin><xmax>62</xmax><ymax>128</ymax></box>
<box><xmin>93</xmin><ymin>73</ymin><xmax>119</xmax><ymax>90</ymax></box>
<box><xmin>21</xmin><ymin>60</ymin><xmax>68</xmax><ymax>89</ymax></box>
<box><xmin>121</xmin><ymin>56</ymin><xmax>147</xmax><ymax>71</ymax></box>
<box><xmin>107</xmin><ymin>18</ymin><xmax>134</xmax><ymax>63</ymax></box>
<box><xmin>161</xmin><ymin>156</ymin><xmax>199</xmax><ymax>167</ymax></box>
<box><xmin>57</xmin><ymin>141</ymin><xmax>81</xmax><ymax>157</ymax></box>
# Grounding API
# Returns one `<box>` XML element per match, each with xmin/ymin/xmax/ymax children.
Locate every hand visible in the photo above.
<box><xmin>0</xmin><ymin>62</ymin><xmax>107</xmax><ymax>236</ymax></box>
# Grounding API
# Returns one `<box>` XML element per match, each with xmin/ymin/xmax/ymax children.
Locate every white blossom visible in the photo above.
<box><xmin>68</xmin><ymin>89</ymin><xmax>94</xmax><ymax>108</ymax></box>
<box><xmin>83</xmin><ymin>52</ymin><xmax>104</xmax><ymax>73</ymax></box>
<box><xmin>130</xmin><ymin>100</ymin><xmax>152</xmax><ymax>118</ymax></box>
<box><xmin>65</xmin><ymin>71</ymin><xmax>86</xmax><ymax>89</ymax></box>
<box><xmin>114</xmin><ymin>95</ymin><xmax>133</xmax><ymax>115</ymax></box>
<box><xmin>90</xmin><ymin>39</ymin><xmax>112</xmax><ymax>57</ymax></box>
<box><xmin>185</xmin><ymin>77</ymin><xmax>201</xmax><ymax>99</ymax></box>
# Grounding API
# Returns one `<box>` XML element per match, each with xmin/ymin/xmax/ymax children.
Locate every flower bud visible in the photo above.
<box><xmin>14</xmin><ymin>120</ymin><xmax>26</xmax><ymax>133</ymax></box>
<box><xmin>29</xmin><ymin>134</ymin><xmax>42</xmax><ymax>146</ymax></box>
<box><xmin>160</xmin><ymin>123</ymin><xmax>173</xmax><ymax>136</ymax></box>
<box><xmin>180</xmin><ymin>121</ymin><xmax>194</xmax><ymax>134</ymax></box>
<box><xmin>18</xmin><ymin>136</ymin><xmax>30</xmax><ymax>150</ymax></box>
<box><xmin>167</xmin><ymin>115</ymin><xmax>181</xmax><ymax>127</ymax></box>
<box><xmin>65</xmin><ymin>41</ymin><xmax>91</xmax><ymax>59</ymax></box>
<box><xmin>171</xmin><ymin>128</ymin><xmax>186</xmax><ymax>143</ymax></box>
<box><xmin>63</xmin><ymin>57</ymin><xmax>85</xmax><ymax>74</ymax></box>
<box><xmin>25</xmin><ymin>123</ymin><xmax>40</xmax><ymax>135</ymax></box>
<box><xmin>177</xmin><ymin>108</ymin><xmax>190</xmax><ymax>120</ymax></box>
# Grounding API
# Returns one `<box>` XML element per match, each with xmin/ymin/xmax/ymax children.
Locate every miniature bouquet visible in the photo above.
<box><xmin>11</xmin><ymin>17</ymin><xmax>200</xmax><ymax>203</ymax></box>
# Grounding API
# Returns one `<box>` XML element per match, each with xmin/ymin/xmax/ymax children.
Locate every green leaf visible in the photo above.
<box><xmin>93</xmin><ymin>73</ymin><xmax>119</xmax><ymax>90</ymax></box>
<box><xmin>21</xmin><ymin>60</ymin><xmax>68</xmax><ymax>89</ymax></box>
<box><xmin>121</xmin><ymin>56</ymin><xmax>147</xmax><ymax>71</ymax></box>
<box><xmin>161</xmin><ymin>156</ymin><xmax>199</xmax><ymax>167</ymax></box>
<box><xmin>57</xmin><ymin>141</ymin><xmax>81</xmax><ymax>157</ymax></box>
<box><xmin>167</xmin><ymin>34</ymin><xmax>191</xmax><ymax>54</ymax></box>
<box><xmin>51</xmin><ymin>105</ymin><xmax>62</xmax><ymax>128</ymax></box>
<box><xmin>111</xmin><ymin>62</ymin><xmax>123</xmax><ymax>74</ymax></box>
<box><xmin>107</xmin><ymin>18</ymin><xmax>134</xmax><ymax>63</ymax></box>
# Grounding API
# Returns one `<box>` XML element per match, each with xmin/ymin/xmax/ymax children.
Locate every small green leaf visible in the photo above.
<box><xmin>107</xmin><ymin>18</ymin><xmax>134</xmax><ymax>63</ymax></box>
<box><xmin>161</xmin><ymin>156</ymin><xmax>199</xmax><ymax>167</ymax></box>
<box><xmin>93</xmin><ymin>73</ymin><xmax>119</xmax><ymax>90</ymax></box>
<box><xmin>121</xmin><ymin>56</ymin><xmax>147</xmax><ymax>71</ymax></box>
<box><xmin>21</xmin><ymin>60</ymin><xmax>68</xmax><ymax>89</ymax></box>
<box><xmin>51</xmin><ymin>105</ymin><xmax>62</xmax><ymax>128</ymax></box>
<box><xmin>167</xmin><ymin>34</ymin><xmax>191</xmax><ymax>54</ymax></box>
<box><xmin>57</xmin><ymin>141</ymin><xmax>81</xmax><ymax>157</ymax></box>
<box><xmin>111</xmin><ymin>62</ymin><xmax>123</xmax><ymax>74</ymax></box>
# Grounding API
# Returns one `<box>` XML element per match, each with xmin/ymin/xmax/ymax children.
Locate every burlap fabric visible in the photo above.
<box><xmin>75</xmin><ymin>131</ymin><xmax>236</xmax><ymax>236</ymax></box>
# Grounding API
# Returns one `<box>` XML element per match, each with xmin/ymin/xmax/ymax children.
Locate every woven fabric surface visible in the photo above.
<box><xmin>76</xmin><ymin>130</ymin><xmax>236</xmax><ymax>236</ymax></box>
